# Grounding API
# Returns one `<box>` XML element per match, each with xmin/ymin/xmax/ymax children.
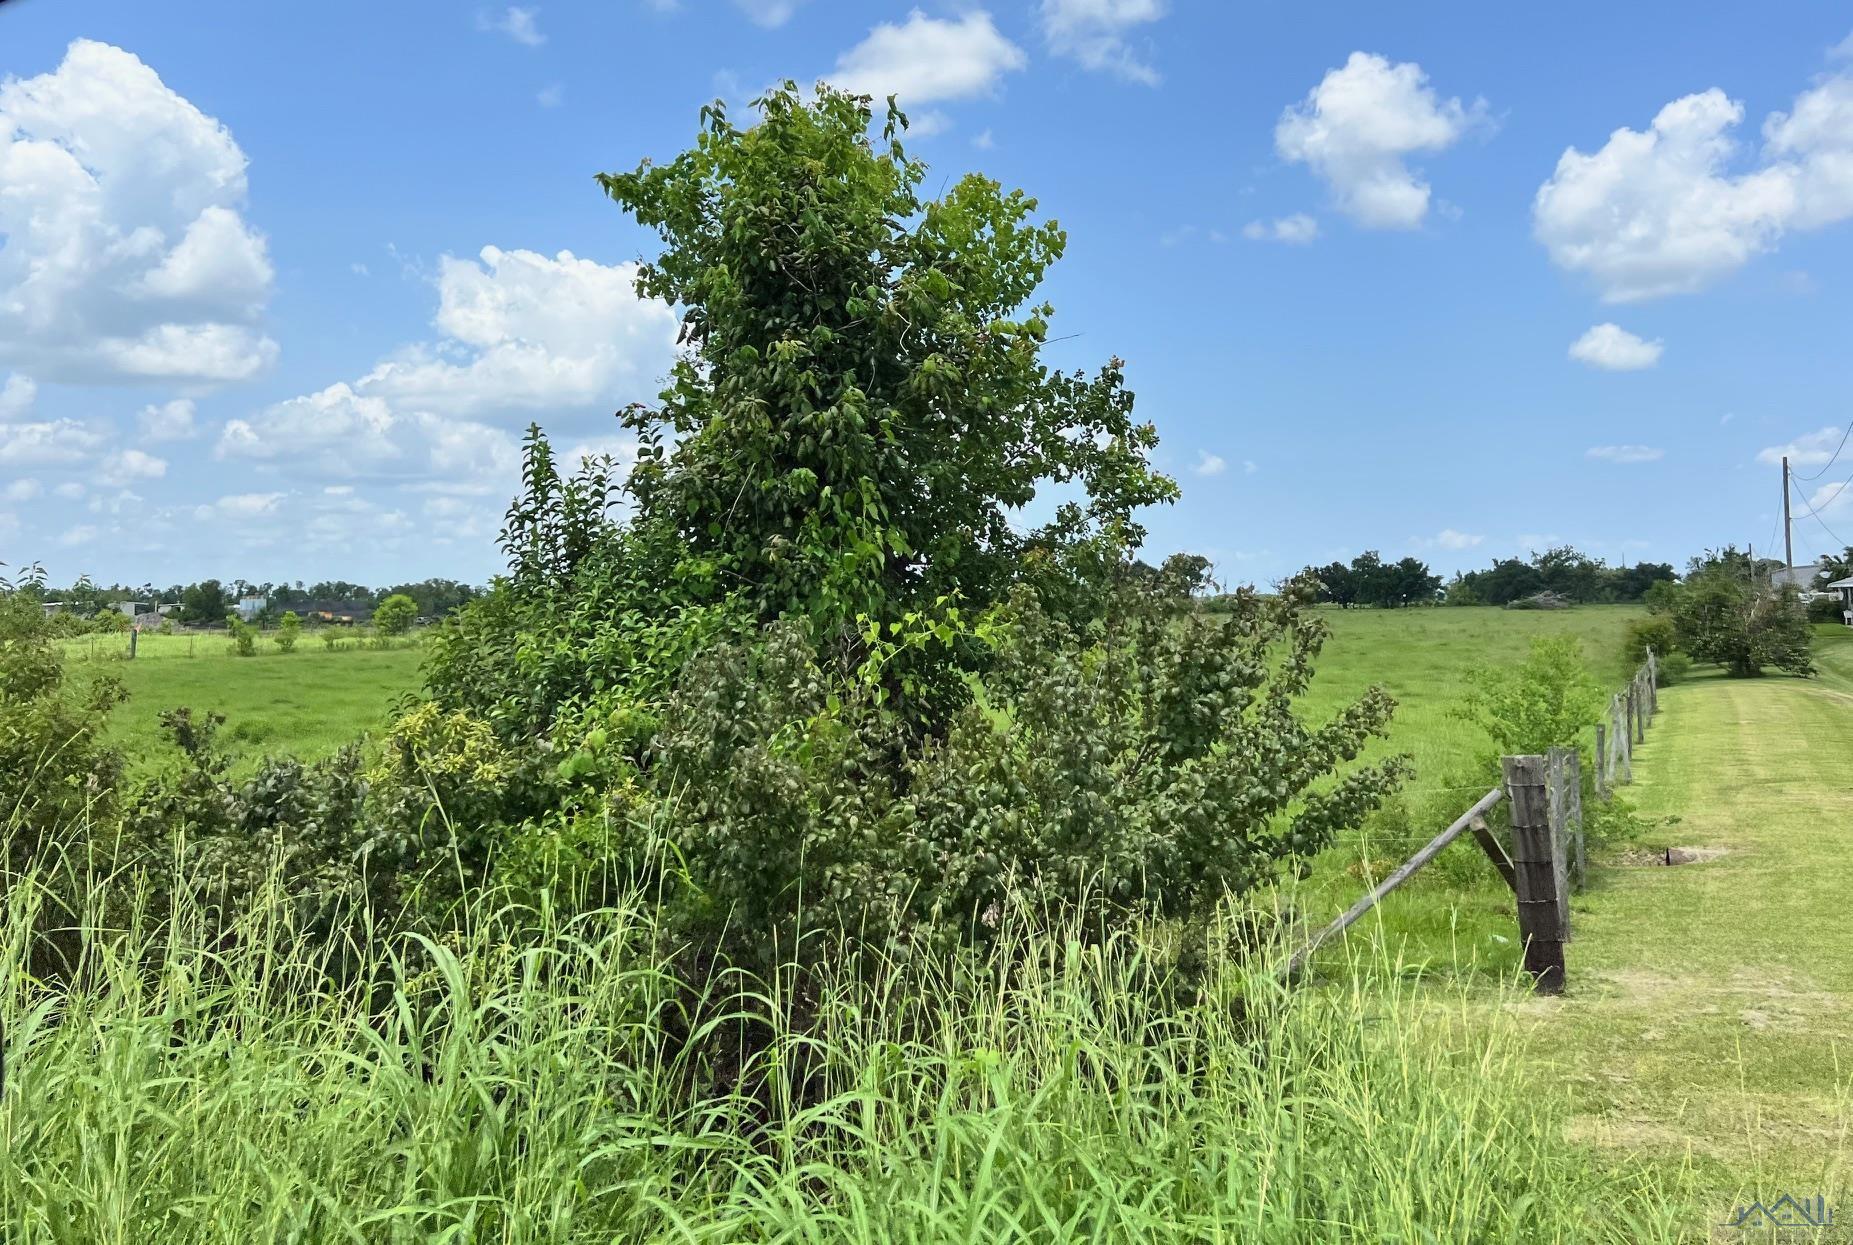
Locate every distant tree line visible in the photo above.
<box><xmin>1294</xmin><ymin>546</ymin><xmax>1677</xmax><ymax>610</ymax></box>
<box><xmin>23</xmin><ymin>575</ymin><xmax>481</xmax><ymax>626</ymax></box>
<box><xmin>1300</xmin><ymin>552</ymin><xmax>1444</xmax><ymax>608</ymax></box>
<box><xmin>1442</xmin><ymin>547</ymin><xmax>1675</xmax><ymax>607</ymax></box>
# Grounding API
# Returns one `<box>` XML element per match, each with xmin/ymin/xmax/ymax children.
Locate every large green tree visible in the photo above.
<box><xmin>595</xmin><ymin>86</ymin><xmax>1176</xmax><ymax>638</ymax></box>
<box><xmin>1670</xmin><ymin>561</ymin><xmax>1814</xmax><ymax>677</ymax></box>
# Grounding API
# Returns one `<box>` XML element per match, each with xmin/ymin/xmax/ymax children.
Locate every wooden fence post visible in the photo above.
<box><xmin>1564</xmin><ymin>748</ymin><xmax>1585</xmax><ymax>890</ymax></box>
<box><xmin>1646</xmin><ymin>650</ymin><xmax>1659</xmax><ymax>715</ymax></box>
<box><xmin>1594</xmin><ymin>722</ymin><xmax>1608</xmax><ymax>799</ymax></box>
<box><xmin>1503</xmin><ymin>755</ymin><xmax>1567</xmax><ymax>994</ymax></box>
<box><xmin>1545</xmin><ymin>747</ymin><xmax>1576</xmax><ymax>936</ymax></box>
<box><xmin>1633</xmin><ymin>675</ymin><xmax>1647</xmax><ymax>744</ymax></box>
<box><xmin>1617</xmin><ymin>696</ymin><xmax>1633</xmax><ymax>784</ymax></box>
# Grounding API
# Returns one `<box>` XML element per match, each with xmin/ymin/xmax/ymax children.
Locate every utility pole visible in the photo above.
<box><xmin>1783</xmin><ymin>454</ymin><xmax>1794</xmax><ymax>570</ymax></box>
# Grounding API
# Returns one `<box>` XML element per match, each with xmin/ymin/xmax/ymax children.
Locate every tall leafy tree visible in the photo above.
<box><xmin>595</xmin><ymin>85</ymin><xmax>1177</xmax><ymax>639</ymax></box>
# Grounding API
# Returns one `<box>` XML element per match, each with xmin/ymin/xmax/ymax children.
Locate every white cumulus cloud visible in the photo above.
<box><xmin>137</xmin><ymin>398</ymin><xmax>197</xmax><ymax>441</ymax></box>
<box><xmin>1757</xmin><ymin>426</ymin><xmax>1848</xmax><ymax>467</ymax></box>
<box><xmin>0</xmin><ymin>374</ymin><xmax>35</xmax><ymax>422</ymax></box>
<box><xmin>1275</xmin><ymin>52</ymin><xmax>1486</xmax><ymax>230</ymax></box>
<box><xmin>1568</xmin><ymin>323</ymin><xmax>1663</xmax><ymax>370</ymax></box>
<box><xmin>831</xmin><ymin>11</ymin><xmax>1027</xmax><ymax>113</ymax></box>
<box><xmin>481</xmin><ymin>6</ymin><xmax>545</xmax><ymax>46</ymax></box>
<box><xmin>0</xmin><ymin>420</ymin><xmax>106</xmax><ymax>466</ymax></box>
<box><xmin>1586</xmin><ymin>444</ymin><xmax>1665</xmax><ymax>464</ymax></box>
<box><xmin>1435</xmin><ymin>529</ymin><xmax>1483</xmax><ymax>550</ymax></box>
<box><xmin>101</xmin><ymin>448</ymin><xmax>166</xmax><ymax>484</ymax></box>
<box><xmin>0</xmin><ymin>40</ymin><xmax>277</xmax><ymax>384</ymax></box>
<box><xmin>356</xmin><ymin>246</ymin><xmax>678</xmax><ymax>417</ymax></box>
<box><xmin>1537</xmin><ymin>60</ymin><xmax>1853</xmax><ymax>302</ymax></box>
<box><xmin>1039</xmin><ymin>0</ymin><xmax>1165</xmax><ymax>86</ymax></box>
<box><xmin>1192</xmin><ymin>450</ymin><xmax>1226</xmax><ymax>476</ymax></box>
<box><xmin>1241</xmin><ymin>213</ymin><xmax>1320</xmax><ymax>244</ymax></box>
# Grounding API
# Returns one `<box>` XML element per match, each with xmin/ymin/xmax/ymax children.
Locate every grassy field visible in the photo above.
<box><xmin>1288</xmin><ymin>604</ymin><xmax>1644</xmax><ymax>983</ymax></box>
<box><xmin>14</xmin><ymin>604</ymin><xmax>1845</xmax><ymax>1238</ymax></box>
<box><xmin>0</xmin><ymin>869</ymin><xmax>1691</xmax><ymax>1242</ymax></box>
<box><xmin>62</xmin><ymin>630</ymin><xmax>425</xmax><ymax>773</ymax></box>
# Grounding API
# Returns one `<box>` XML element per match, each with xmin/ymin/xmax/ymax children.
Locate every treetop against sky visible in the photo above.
<box><xmin>2</xmin><ymin>1</ymin><xmax>1852</xmax><ymax>585</ymax></box>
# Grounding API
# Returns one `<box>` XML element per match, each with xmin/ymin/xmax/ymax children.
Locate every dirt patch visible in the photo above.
<box><xmin>1611</xmin><ymin>845</ymin><xmax>1731</xmax><ymax>866</ymax></box>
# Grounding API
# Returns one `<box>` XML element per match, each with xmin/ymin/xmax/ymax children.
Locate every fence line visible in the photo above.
<box><xmin>1288</xmin><ymin>648</ymin><xmax>1664</xmax><ymax>994</ymax></box>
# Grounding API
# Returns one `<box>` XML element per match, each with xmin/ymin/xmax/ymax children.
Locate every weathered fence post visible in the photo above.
<box><xmin>1545</xmin><ymin>748</ymin><xmax>1575</xmax><ymax>936</ymax></box>
<box><xmin>1646</xmin><ymin>649</ymin><xmax>1658</xmax><ymax>715</ymax></box>
<box><xmin>128</xmin><ymin>627</ymin><xmax>137</xmax><ymax>660</ymax></box>
<box><xmin>1594</xmin><ymin>722</ymin><xmax>1608</xmax><ymax>799</ymax></box>
<box><xmin>1633</xmin><ymin>675</ymin><xmax>1647</xmax><ymax>744</ymax></box>
<box><xmin>1503</xmin><ymin>754</ymin><xmax>1567</xmax><ymax>994</ymax></box>
<box><xmin>1617</xmin><ymin>694</ymin><xmax>1633</xmax><ymax>784</ymax></box>
<box><xmin>1571</xmin><ymin>748</ymin><xmax>1586</xmax><ymax>885</ymax></box>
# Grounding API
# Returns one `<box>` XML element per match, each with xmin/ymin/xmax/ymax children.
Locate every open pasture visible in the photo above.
<box><xmin>1288</xmin><ymin>604</ymin><xmax>1644</xmax><ymax>981</ymax></box>
<box><xmin>61</xmin><ymin>631</ymin><xmax>425</xmax><ymax>773</ymax></box>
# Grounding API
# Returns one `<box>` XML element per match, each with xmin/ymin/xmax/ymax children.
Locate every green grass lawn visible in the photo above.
<box><xmin>1509</xmin><ymin>627</ymin><xmax>1853</xmax><ymax>1223</ymax></box>
<box><xmin>63</xmin><ymin>631</ymin><xmax>425</xmax><ymax>773</ymax></box>
<box><xmin>1293</xmin><ymin>615</ymin><xmax>1853</xmax><ymax>1231</ymax></box>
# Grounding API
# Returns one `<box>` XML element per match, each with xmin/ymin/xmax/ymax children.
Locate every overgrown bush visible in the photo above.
<box><xmin>1460</xmin><ymin>636</ymin><xmax>1603</xmax><ymax>758</ymax></box>
<box><xmin>225</xmin><ymin>613</ymin><xmax>257</xmax><ymax>656</ymax></box>
<box><xmin>636</xmin><ymin>574</ymin><xmax>1402</xmax><ymax>973</ymax></box>
<box><xmin>125</xmin><ymin>709</ymin><xmax>370</xmax><ymax>934</ymax></box>
<box><xmin>1808</xmin><ymin>593</ymin><xmax>1845</xmax><ymax>624</ymax></box>
<box><xmin>0</xmin><ymin>587</ymin><xmax>125</xmax><ymax>876</ymax></box>
<box><xmin>1624</xmin><ymin>615</ymin><xmax>1677</xmax><ymax>664</ymax></box>
<box><xmin>275</xmin><ymin>610</ymin><xmax>301</xmax><ymax>653</ymax></box>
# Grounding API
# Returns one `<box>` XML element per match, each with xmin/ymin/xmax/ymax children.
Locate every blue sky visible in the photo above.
<box><xmin>4</xmin><ymin>0</ymin><xmax>1853</xmax><ymax>590</ymax></box>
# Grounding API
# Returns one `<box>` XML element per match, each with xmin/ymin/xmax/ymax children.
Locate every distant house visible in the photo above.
<box><xmin>1770</xmin><ymin>563</ymin><xmax>1826</xmax><ymax>600</ymax></box>
<box><xmin>1827</xmin><ymin>576</ymin><xmax>1853</xmax><ymax>626</ymax></box>
<box><xmin>233</xmin><ymin>594</ymin><xmax>268</xmax><ymax>621</ymax></box>
<box><xmin>296</xmin><ymin>599</ymin><xmax>372</xmax><ymax>626</ymax></box>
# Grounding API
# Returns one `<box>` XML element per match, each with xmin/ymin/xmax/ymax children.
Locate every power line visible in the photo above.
<box><xmin>1794</xmin><ymin>416</ymin><xmax>1853</xmax><ymax>482</ymax></box>
<box><xmin>1791</xmin><ymin>478</ymin><xmax>1850</xmax><ymax>550</ymax></box>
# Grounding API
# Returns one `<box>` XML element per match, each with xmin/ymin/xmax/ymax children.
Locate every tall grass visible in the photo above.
<box><xmin>0</xmin><ymin>863</ymin><xmax>1690</xmax><ymax>1243</ymax></box>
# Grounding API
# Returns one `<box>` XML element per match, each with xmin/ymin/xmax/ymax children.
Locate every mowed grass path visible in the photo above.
<box><xmin>1521</xmin><ymin>627</ymin><xmax>1853</xmax><ymax>1221</ymax></box>
<box><xmin>64</xmin><ymin>632</ymin><xmax>424</xmax><ymax>773</ymax></box>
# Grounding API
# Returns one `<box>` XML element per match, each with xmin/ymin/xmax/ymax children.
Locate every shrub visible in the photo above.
<box><xmin>275</xmin><ymin>610</ymin><xmax>301</xmax><ymax>653</ymax></box>
<box><xmin>644</xmin><ymin>578</ymin><xmax>1405</xmax><ymax>972</ymax></box>
<box><xmin>0</xmin><ymin>589</ymin><xmax>125</xmax><ymax>874</ymax></box>
<box><xmin>225</xmin><ymin>613</ymin><xmax>257</xmax><ymax>657</ymax></box>
<box><xmin>373</xmin><ymin>594</ymin><xmax>417</xmax><ymax>636</ymax></box>
<box><xmin>1808</xmin><ymin>593</ymin><xmax>1845</xmax><ymax>624</ymax></box>
<box><xmin>1624</xmin><ymin>615</ymin><xmax>1677</xmax><ymax>664</ymax></box>
<box><xmin>1460</xmin><ymin>636</ymin><xmax>1603</xmax><ymax>760</ymax></box>
<box><xmin>321</xmin><ymin>628</ymin><xmax>339</xmax><ymax>650</ymax></box>
<box><xmin>1641</xmin><ymin>579</ymin><xmax>1680</xmax><ymax>615</ymax></box>
<box><xmin>125</xmin><ymin>708</ymin><xmax>370</xmax><ymax>934</ymax></box>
